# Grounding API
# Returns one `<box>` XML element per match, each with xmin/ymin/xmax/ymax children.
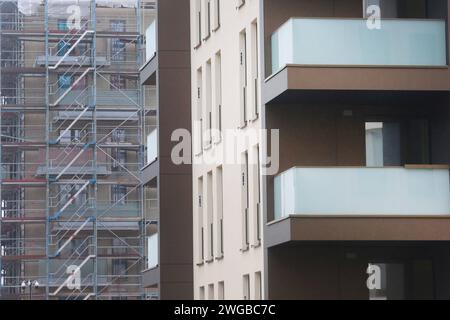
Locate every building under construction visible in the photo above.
<box><xmin>0</xmin><ymin>0</ymin><xmax>157</xmax><ymax>299</ymax></box>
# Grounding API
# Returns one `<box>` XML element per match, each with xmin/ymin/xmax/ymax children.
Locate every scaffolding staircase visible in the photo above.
<box><xmin>45</xmin><ymin>11</ymin><xmax>97</xmax><ymax>300</ymax></box>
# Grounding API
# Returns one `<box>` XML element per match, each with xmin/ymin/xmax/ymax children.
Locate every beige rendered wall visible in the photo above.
<box><xmin>190</xmin><ymin>0</ymin><xmax>264</xmax><ymax>300</ymax></box>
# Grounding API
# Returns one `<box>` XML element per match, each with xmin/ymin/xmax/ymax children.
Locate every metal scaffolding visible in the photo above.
<box><xmin>0</xmin><ymin>0</ymin><xmax>157</xmax><ymax>300</ymax></box>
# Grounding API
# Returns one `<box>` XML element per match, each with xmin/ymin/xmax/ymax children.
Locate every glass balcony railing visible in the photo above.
<box><xmin>147</xmin><ymin>234</ymin><xmax>158</xmax><ymax>270</ymax></box>
<box><xmin>145</xmin><ymin>21</ymin><xmax>156</xmax><ymax>63</ymax></box>
<box><xmin>271</xmin><ymin>18</ymin><xmax>447</xmax><ymax>74</ymax></box>
<box><xmin>274</xmin><ymin>167</ymin><xmax>450</xmax><ymax>220</ymax></box>
<box><xmin>146</xmin><ymin>129</ymin><xmax>158</xmax><ymax>165</ymax></box>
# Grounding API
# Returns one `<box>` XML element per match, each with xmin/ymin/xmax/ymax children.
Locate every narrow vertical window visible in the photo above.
<box><xmin>255</xmin><ymin>271</ymin><xmax>262</xmax><ymax>300</ymax></box>
<box><xmin>243</xmin><ymin>274</ymin><xmax>250</xmax><ymax>300</ymax></box>
<box><xmin>195</xmin><ymin>67</ymin><xmax>203</xmax><ymax>155</ymax></box>
<box><xmin>194</xmin><ymin>0</ymin><xmax>202</xmax><ymax>47</ymax></box>
<box><xmin>208</xmin><ymin>283</ymin><xmax>215</xmax><ymax>300</ymax></box>
<box><xmin>214</xmin><ymin>51</ymin><xmax>222</xmax><ymax>143</ymax></box>
<box><xmin>197</xmin><ymin>177</ymin><xmax>204</xmax><ymax>264</ymax></box>
<box><xmin>206</xmin><ymin>171</ymin><xmax>214</xmax><ymax>262</ymax></box>
<box><xmin>215</xmin><ymin>166</ymin><xmax>223</xmax><ymax>258</ymax></box>
<box><xmin>199</xmin><ymin>286</ymin><xmax>205</xmax><ymax>300</ymax></box>
<box><xmin>205</xmin><ymin>60</ymin><xmax>212</xmax><ymax>147</ymax></box>
<box><xmin>241</xmin><ymin>152</ymin><xmax>249</xmax><ymax>250</ymax></box>
<box><xmin>218</xmin><ymin>281</ymin><xmax>225</xmax><ymax>300</ymax></box>
<box><xmin>253</xmin><ymin>145</ymin><xmax>261</xmax><ymax>245</ymax></box>
<box><xmin>207</xmin><ymin>0</ymin><xmax>211</xmax><ymax>37</ymax></box>
<box><xmin>239</xmin><ymin>29</ymin><xmax>248</xmax><ymax>128</ymax></box>
<box><xmin>111</xmin><ymin>20</ymin><xmax>126</xmax><ymax>61</ymax></box>
<box><xmin>213</xmin><ymin>0</ymin><xmax>220</xmax><ymax>31</ymax></box>
<box><xmin>203</xmin><ymin>0</ymin><xmax>211</xmax><ymax>40</ymax></box>
<box><xmin>251</xmin><ymin>20</ymin><xmax>259</xmax><ymax>120</ymax></box>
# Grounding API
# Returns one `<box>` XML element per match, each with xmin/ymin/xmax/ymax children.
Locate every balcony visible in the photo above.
<box><xmin>272</xmin><ymin>18</ymin><xmax>447</xmax><ymax>73</ymax></box>
<box><xmin>142</xmin><ymin>233</ymin><xmax>159</xmax><ymax>288</ymax></box>
<box><xmin>275</xmin><ymin>166</ymin><xmax>450</xmax><ymax>220</ymax></box>
<box><xmin>268</xmin><ymin>166</ymin><xmax>450</xmax><ymax>245</ymax></box>
<box><xmin>265</xmin><ymin>18</ymin><xmax>450</xmax><ymax>103</ymax></box>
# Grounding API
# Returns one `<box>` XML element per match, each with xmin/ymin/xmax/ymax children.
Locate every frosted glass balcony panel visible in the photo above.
<box><xmin>147</xmin><ymin>234</ymin><xmax>158</xmax><ymax>269</ymax></box>
<box><xmin>271</xmin><ymin>18</ymin><xmax>447</xmax><ymax>74</ymax></box>
<box><xmin>145</xmin><ymin>21</ymin><xmax>156</xmax><ymax>62</ymax></box>
<box><xmin>274</xmin><ymin>167</ymin><xmax>450</xmax><ymax>220</ymax></box>
<box><xmin>147</xmin><ymin>129</ymin><xmax>158</xmax><ymax>165</ymax></box>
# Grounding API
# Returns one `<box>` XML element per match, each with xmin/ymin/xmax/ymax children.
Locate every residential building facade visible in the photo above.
<box><xmin>190</xmin><ymin>0</ymin><xmax>265</xmax><ymax>300</ymax></box>
<box><xmin>191</xmin><ymin>0</ymin><xmax>450</xmax><ymax>300</ymax></box>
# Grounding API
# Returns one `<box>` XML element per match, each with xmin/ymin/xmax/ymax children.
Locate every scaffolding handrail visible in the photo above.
<box><xmin>49</xmin><ymin>238</ymin><xmax>94</xmax><ymax>277</ymax></box>
<box><xmin>49</xmin><ymin>217</ymin><xmax>94</xmax><ymax>258</ymax></box>
<box><xmin>49</xmin><ymin>31</ymin><xmax>94</xmax><ymax>69</ymax></box>
<box><xmin>48</xmin><ymin>20</ymin><xmax>91</xmax><ymax>57</ymax></box>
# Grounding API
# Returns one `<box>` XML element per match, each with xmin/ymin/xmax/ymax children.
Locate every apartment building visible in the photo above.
<box><xmin>0</xmin><ymin>0</ymin><xmax>157</xmax><ymax>299</ymax></box>
<box><xmin>140</xmin><ymin>0</ymin><xmax>193</xmax><ymax>299</ymax></box>
<box><xmin>191</xmin><ymin>0</ymin><xmax>264</xmax><ymax>300</ymax></box>
<box><xmin>192</xmin><ymin>0</ymin><xmax>450</xmax><ymax>300</ymax></box>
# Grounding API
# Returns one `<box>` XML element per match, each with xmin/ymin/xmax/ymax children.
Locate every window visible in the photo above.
<box><xmin>252</xmin><ymin>145</ymin><xmax>261</xmax><ymax>246</ymax></box>
<box><xmin>73</xmin><ymin>75</ymin><xmax>87</xmax><ymax>90</ymax></box>
<box><xmin>56</xmin><ymin>21</ymin><xmax>70</xmax><ymax>56</ymax></box>
<box><xmin>250</xmin><ymin>20</ymin><xmax>259</xmax><ymax>120</ymax></box>
<box><xmin>239</xmin><ymin>29</ymin><xmax>247</xmax><ymax>128</ymax></box>
<box><xmin>365</xmin><ymin>122</ymin><xmax>401</xmax><ymax>167</ymax></box>
<box><xmin>112</xmin><ymin>149</ymin><xmax>127</xmax><ymax>172</ymax></box>
<box><xmin>206</xmin><ymin>171</ymin><xmax>213</xmax><ymax>262</ymax></box>
<box><xmin>218</xmin><ymin>281</ymin><xmax>225</xmax><ymax>300</ymax></box>
<box><xmin>194</xmin><ymin>0</ymin><xmax>202</xmax><ymax>47</ymax></box>
<box><xmin>215</xmin><ymin>166</ymin><xmax>224</xmax><ymax>258</ymax></box>
<box><xmin>212</xmin><ymin>0</ymin><xmax>220</xmax><ymax>31</ymax></box>
<box><xmin>59</xmin><ymin>129</ymin><xmax>84</xmax><ymax>144</ymax></box>
<box><xmin>241</xmin><ymin>152</ymin><xmax>249</xmax><ymax>251</ymax></box>
<box><xmin>112</xmin><ymin>129</ymin><xmax>126</xmax><ymax>143</ymax></box>
<box><xmin>67</xmin><ymin>238</ymin><xmax>88</xmax><ymax>255</ymax></box>
<box><xmin>111</xmin><ymin>20</ymin><xmax>126</xmax><ymax>61</ymax></box>
<box><xmin>208</xmin><ymin>283</ymin><xmax>215</xmax><ymax>300</ymax></box>
<box><xmin>366</xmin><ymin>120</ymin><xmax>429</xmax><ymax>167</ymax></box>
<box><xmin>113</xmin><ymin>237</ymin><xmax>127</xmax><ymax>255</ymax></box>
<box><xmin>368</xmin><ymin>260</ymin><xmax>434</xmax><ymax>300</ymax></box>
<box><xmin>368</xmin><ymin>263</ymin><xmax>405</xmax><ymax>300</ymax></box>
<box><xmin>199</xmin><ymin>286</ymin><xmax>205</xmax><ymax>300</ymax></box>
<box><xmin>243</xmin><ymin>274</ymin><xmax>250</xmax><ymax>300</ymax></box>
<box><xmin>110</xmin><ymin>74</ymin><xmax>126</xmax><ymax>90</ymax></box>
<box><xmin>255</xmin><ymin>271</ymin><xmax>262</xmax><ymax>300</ymax></box>
<box><xmin>60</xmin><ymin>184</ymin><xmax>87</xmax><ymax>207</ymax></box>
<box><xmin>59</xmin><ymin>130</ymin><xmax>71</xmax><ymax>144</ymax></box>
<box><xmin>57</xmin><ymin>19</ymin><xmax>69</xmax><ymax>31</ymax></box>
<box><xmin>203</xmin><ymin>0</ymin><xmax>211</xmax><ymax>40</ymax></box>
<box><xmin>195</xmin><ymin>67</ymin><xmax>203</xmax><ymax>155</ymax></box>
<box><xmin>197</xmin><ymin>177</ymin><xmax>204</xmax><ymax>264</ymax></box>
<box><xmin>205</xmin><ymin>60</ymin><xmax>212</xmax><ymax>147</ymax></box>
<box><xmin>112</xmin><ymin>259</ymin><xmax>128</xmax><ymax>275</ymax></box>
<box><xmin>58</xmin><ymin>75</ymin><xmax>72</xmax><ymax>89</ymax></box>
<box><xmin>214</xmin><ymin>51</ymin><xmax>222</xmax><ymax>143</ymax></box>
<box><xmin>57</xmin><ymin>40</ymin><xmax>69</xmax><ymax>57</ymax></box>
<box><xmin>112</xmin><ymin>185</ymin><xmax>127</xmax><ymax>205</ymax></box>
